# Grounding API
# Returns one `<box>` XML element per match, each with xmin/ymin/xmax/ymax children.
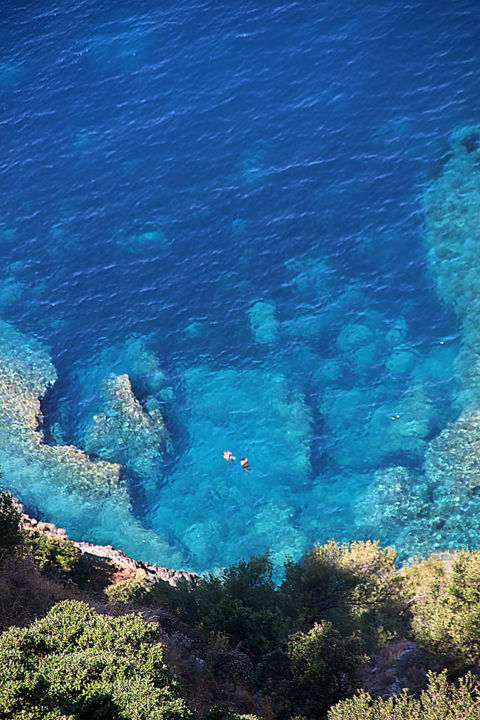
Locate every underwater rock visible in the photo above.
<box><xmin>0</xmin><ymin>320</ymin><xmax>124</xmax><ymax>503</ymax></box>
<box><xmin>358</xmin><ymin>453</ymin><xmax>480</xmax><ymax>561</ymax></box>
<box><xmin>71</xmin><ymin>335</ymin><xmax>171</xmax><ymax>423</ymax></box>
<box><xmin>84</xmin><ymin>373</ymin><xmax>170</xmax><ymax>480</ymax></box>
<box><xmin>368</xmin><ymin>383</ymin><xmax>434</xmax><ymax>458</ymax></box>
<box><xmin>386</xmin><ymin>345</ymin><xmax>418</xmax><ymax>376</ymax></box>
<box><xmin>183</xmin><ymin>519</ymin><xmax>224</xmax><ymax>568</ymax></box>
<box><xmin>336</xmin><ymin>319</ymin><xmax>387</xmax><ymax>373</ymax></box>
<box><xmin>247</xmin><ymin>300</ymin><xmax>280</xmax><ymax>344</ymax></box>
<box><xmin>232</xmin><ymin>217</ymin><xmax>249</xmax><ymax>236</ymax></box>
<box><xmin>353</xmin><ymin>464</ymin><xmax>476</xmax><ymax>562</ymax></box>
<box><xmin>120</xmin><ymin>228</ymin><xmax>168</xmax><ymax>254</ymax></box>
<box><xmin>252</xmin><ymin>500</ymin><xmax>308</xmax><ymax>568</ymax></box>
<box><xmin>356</xmin><ymin>466</ymin><xmax>426</xmax><ymax>534</ymax></box>
<box><xmin>385</xmin><ymin>317</ymin><xmax>408</xmax><ymax>347</ymax></box>
<box><xmin>73</xmin><ymin>337</ymin><xmax>174</xmax><ymax>496</ymax></box>
<box><xmin>312</xmin><ymin>358</ymin><xmax>344</xmax><ymax>387</ymax></box>
<box><xmin>239</xmin><ymin>143</ymin><xmax>268</xmax><ymax>186</ymax></box>
<box><xmin>425</xmin><ymin>408</ymin><xmax>480</xmax><ymax>496</ymax></box>
<box><xmin>423</xmin><ymin>124</ymin><xmax>480</xmax><ymax>404</ymax></box>
<box><xmin>282</xmin><ymin>307</ymin><xmax>330</xmax><ymax>340</ymax></box>
<box><xmin>337</xmin><ymin>322</ymin><xmax>377</xmax><ymax>352</ymax></box>
<box><xmin>320</xmin><ymin>385</ymin><xmax>379</xmax><ymax>469</ymax></box>
<box><xmin>0</xmin><ymin>321</ymin><xmax>57</xmax><ymax>430</ymax></box>
<box><xmin>423</xmin><ymin>124</ymin><xmax>480</xmax><ymax>316</ymax></box>
<box><xmin>0</xmin><ymin>320</ymin><xmax>182</xmax><ymax>567</ymax></box>
<box><xmin>185</xmin><ymin>320</ymin><xmax>204</xmax><ymax>339</ymax></box>
<box><xmin>0</xmin><ymin>278</ymin><xmax>23</xmax><ymax>308</ymax></box>
<box><xmin>282</xmin><ymin>303</ymin><xmax>347</xmax><ymax>350</ymax></box>
<box><xmin>412</xmin><ymin>344</ymin><xmax>457</xmax><ymax>383</ymax></box>
<box><xmin>285</xmin><ymin>257</ymin><xmax>335</xmax><ymax>299</ymax></box>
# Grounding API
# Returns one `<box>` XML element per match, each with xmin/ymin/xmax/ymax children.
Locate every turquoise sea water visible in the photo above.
<box><xmin>1</xmin><ymin>1</ymin><xmax>480</xmax><ymax>572</ymax></box>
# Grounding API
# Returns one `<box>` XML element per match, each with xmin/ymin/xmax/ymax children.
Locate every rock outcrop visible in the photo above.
<box><xmin>19</xmin><ymin>500</ymin><xmax>196</xmax><ymax>587</ymax></box>
<box><xmin>85</xmin><ymin>372</ymin><xmax>170</xmax><ymax>482</ymax></box>
<box><xmin>425</xmin><ymin>408</ymin><xmax>480</xmax><ymax>496</ymax></box>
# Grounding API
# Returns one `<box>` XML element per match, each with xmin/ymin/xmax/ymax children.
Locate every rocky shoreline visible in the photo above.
<box><xmin>18</xmin><ymin>501</ymin><xmax>198</xmax><ymax>588</ymax></box>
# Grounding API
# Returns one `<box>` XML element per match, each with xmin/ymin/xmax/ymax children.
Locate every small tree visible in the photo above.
<box><xmin>0</xmin><ymin>488</ymin><xmax>23</xmax><ymax>555</ymax></box>
<box><xmin>280</xmin><ymin>540</ymin><xmax>402</xmax><ymax>645</ymax></box>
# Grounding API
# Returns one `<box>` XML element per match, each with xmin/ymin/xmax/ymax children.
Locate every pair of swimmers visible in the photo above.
<box><xmin>223</xmin><ymin>450</ymin><xmax>250</xmax><ymax>471</ymax></box>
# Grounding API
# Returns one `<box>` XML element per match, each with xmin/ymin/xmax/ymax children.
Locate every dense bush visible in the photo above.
<box><xmin>204</xmin><ymin>705</ymin><xmax>258</xmax><ymax>720</ymax></box>
<box><xmin>146</xmin><ymin>552</ymin><xmax>281</xmax><ymax>659</ymax></box>
<box><xmin>0</xmin><ymin>489</ymin><xmax>23</xmax><ymax>555</ymax></box>
<box><xmin>328</xmin><ymin>670</ymin><xmax>480</xmax><ymax>720</ymax></box>
<box><xmin>0</xmin><ymin>599</ymin><xmax>194</xmax><ymax>719</ymax></box>
<box><xmin>145</xmin><ymin>541</ymin><xmax>405</xmax><ymax>719</ymax></box>
<box><xmin>104</xmin><ymin>576</ymin><xmax>150</xmax><ymax>605</ymax></box>
<box><xmin>402</xmin><ymin>549</ymin><xmax>480</xmax><ymax>666</ymax></box>
<box><xmin>24</xmin><ymin>531</ymin><xmax>83</xmax><ymax>579</ymax></box>
<box><xmin>266</xmin><ymin>620</ymin><xmax>363</xmax><ymax>720</ymax></box>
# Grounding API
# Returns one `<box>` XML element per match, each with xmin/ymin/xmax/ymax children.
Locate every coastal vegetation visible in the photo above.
<box><xmin>2</xmin><ymin>491</ymin><xmax>480</xmax><ymax>719</ymax></box>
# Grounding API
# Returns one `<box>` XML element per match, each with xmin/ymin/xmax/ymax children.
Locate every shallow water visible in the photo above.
<box><xmin>1</xmin><ymin>1</ymin><xmax>479</xmax><ymax>571</ymax></box>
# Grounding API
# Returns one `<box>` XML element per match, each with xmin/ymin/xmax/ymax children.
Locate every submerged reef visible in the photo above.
<box><xmin>84</xmin><ymin>372</ymin><xmax>170</xmax><ymax>488</ymax></box>
<box><xmin>425</xmin><ymin>409</ymin><xmax>480</xmax><ymax>497</ymax></box>
<box><xmin>320</xmin><ymin>381</ymin><xmax>436</xmax><ymax>470</ymax></box>
<box><xmin>423</xmin><ymin>124</ymin><xmax>480</xmax><ymax>406</ymax></box>
<box><xmin>356</xmin><ymin>466</ymin><xmax>425</xmax><ymax>532</ymax></box>
<box><xmin>355</xmin><ymin>466</ymin><xmax>433</xmax><ymax>553</ymax></box>
<box><xmin>247</xmin><ymin>300</ymin><xmax>280</xmax><ymax>344</ymax></box>
<box><xmin>70</xmin><ymin>335</ymin><xmax>175</xmax><ymax>505</ymax></box>
<box><xmin>353</xmin><ymin>128</ymin><xmax>480</xmax><ymax>549</ymax></box>
<box><xmin>276</xmin><ymin>252</ymin><xmax>457</xmax><ymax>559</ymax></box>
<box><xmin>3</xmin><ymin>127</ymin><xmax>479</xmax><ymax>573</ymax></box>
<box><xmin>72</xmin><ymin>334</ymin><xmax>171</xmax><ymax>408</ymax></box>
<box><xmin>354</xmin><ymin>128</ymin><xmax>480</xmax><ymax>559</ymax></box>
<box><xmin>423</xmin><ymin>125</ymin><xmax>480</xmax><ymax>317</ymax></box>
<box><xmin>0</xmin><ymin>321</ymin><xmax>182</xmax><ymax>566</ymax></box>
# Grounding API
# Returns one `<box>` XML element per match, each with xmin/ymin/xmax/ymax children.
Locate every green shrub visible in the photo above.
<box><xmin>404</xmin><ymin>550</ymin><xmax>480</xmax><ymax>665</ymax></box>
<box><xmin>0</xmin><ymin>489</ymin><xmax>23</xmax><ymax>555</ymax></box>
<box><xmin>328</xmin><ymin>670</ymin><xmax>480</xmax><ymax>720</ymax></box>
<box><xmin>24</xmin><ymin>531</ymin><xmax>83</xmax><ymax>581</ymax></box>
<box><xmin>0</xmin><ymin>599</ymin><xmax>193</xmax><ymax>719</ymax></box>
<box><xmin>149</xmin><ymin>553</ymin><xmax>281</xmax><ymax>659</ymax></box>
<box><xmin>104</xmin><ymin>577</ymin><xmax>150</xmax><ymax>605</ymax></box>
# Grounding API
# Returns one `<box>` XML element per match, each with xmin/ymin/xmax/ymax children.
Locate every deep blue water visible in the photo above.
<box><xmin>1</xmin><ymin>1</ymin><xmax>479</xmax><ymax>571</ymax></box>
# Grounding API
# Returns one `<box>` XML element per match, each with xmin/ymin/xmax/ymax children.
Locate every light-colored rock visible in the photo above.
<box><xmin>247</xmin><ymin>300</ymin><xmax>280</xmax><ymax>344</ymax></box>
<box><xmin>85</xmin><ymin>373</ymin><xmax>170</xmax><ymax>480</ymax></box>
<box><xmin>425</xmin><ymin>408</ymin><xmax>480</xmax><ymax>496</ymax></box>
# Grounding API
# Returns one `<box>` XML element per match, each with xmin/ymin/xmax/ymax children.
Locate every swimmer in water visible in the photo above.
<box><xmin>223</xmin><ymin>450</ymin><xmax>236</xmax><ymax>462</ymax></box>
<box><xmin>240</xmin><ymin>456</ymin><xmax>250</xmax><ymax>472</ymax></box>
